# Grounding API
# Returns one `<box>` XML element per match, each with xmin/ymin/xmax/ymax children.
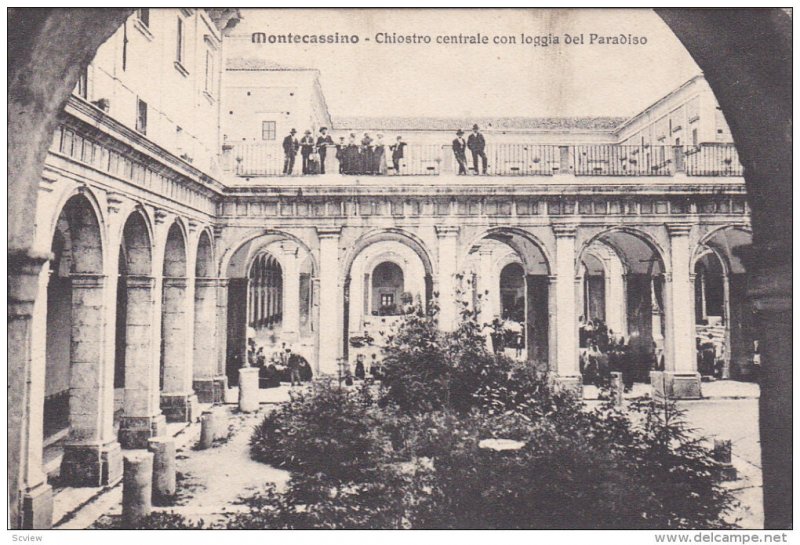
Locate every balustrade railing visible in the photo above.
<box><xmin>572</xmin><ymin>145</ymin><xmax>673</xmax><ymax>176</ymax></box>
<box><xmin>683</xmin><ymin>144</ymin><xmax>743</xmax><ymax>176</ymax></box>
<box><xmin>222</xmin><ymin>142</ymin><xmax>743</xmax><ymax>179</ymax></box>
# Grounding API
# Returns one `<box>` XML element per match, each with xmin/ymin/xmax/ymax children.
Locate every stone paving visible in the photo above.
<box><xmin>54</xmin><ymin>380</ymin><xmax>762</xmax><ymax>529</ymax></box>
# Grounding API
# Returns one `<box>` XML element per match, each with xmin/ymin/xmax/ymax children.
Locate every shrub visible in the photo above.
<box><xmin>246</xmin><ymin>306</ymin><xmax>738</xmax><ymax>529</ymax></box>
<box><xmin>250</xmin><ymin>379</ymin><xmax>393</xmax><ymax>481</ymax></box>
<box><xmin>93</xmin><ymin>512</ymin><xmax>206</xmax><ymax>530</ymax></box>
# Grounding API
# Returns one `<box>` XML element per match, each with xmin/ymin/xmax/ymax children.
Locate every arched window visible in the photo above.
<box><xmin>500</xmin><ymin>262</ymin><xmax>525</xmax><ymax>322</ymax></box>
<box><xmin>248</xmin><ymin>252</ymin><xmax>283</xmax><ymax>328</ymax></box>
<box><xmin>371</xmin><ymin>261</ymin><xmax>404</xmax><ymax>316</ymax></box>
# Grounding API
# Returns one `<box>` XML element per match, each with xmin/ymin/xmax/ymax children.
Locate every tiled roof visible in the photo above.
<box><xmin>332</xmin><ymin>116</ymin><xmax>627</xmax><ymax>131</ymax></box>
<box><xmin>226</xmin><ymin>57</ymin><xmax>314</xmax><ymax>71</ymax></box>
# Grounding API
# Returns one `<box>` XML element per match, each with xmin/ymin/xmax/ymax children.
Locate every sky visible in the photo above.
<box><xmin>226</xmin><ymin>8</ymin><xmax>702</xmax><ymax>119</ymax></box>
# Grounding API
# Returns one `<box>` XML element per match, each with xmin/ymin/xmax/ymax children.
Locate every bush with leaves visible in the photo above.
<box><xmin>246</xmin><ymin>305</ymin><xmax>738</xmax><ymax>529</ymax></box>
<box><xmin>250</xmin><ymin>378</ymin><xmax>394</xmax><ymax>481</ymax></box>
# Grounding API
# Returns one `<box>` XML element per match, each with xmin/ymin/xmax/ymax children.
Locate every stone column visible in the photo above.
<box><xmin>317</xmin><ymin>227</ymin><xmax>341</xmax><ymax>375</ymax></box>
<box><xmin>214</xmin><ymin>278</ymin><xmax>229</xmax><ymax>399</ymax></box>
<box><xmin>9</xmin><ymin>251</ymin><xmax>53</xmax><ymax>529</ymax></box>
<box><xmin>477</xmin><ymin>246</ymin><xmax>494</xmax><ymax>325</ymax></box>
<box><xmin>436</xmin><ymin>226</ymin><xmax>460</xmax><ymax>331</ymax></box>
<box><xmin>193</xmin><ymin>277</ymin><xmax>219</xmax><ymax>403</ymax></box>
<box><xmin>160</xmin><ymin>277</ymin><xmax>197</xmax><ymax>422</ymax></box>
<box><xmin>61</xmin><ymin>273</ymin><xmax>123</xmax><ymax>488</ymax></box>
<box><xmin>553</xmin><ymin>224</ymin><xmax>581</xmax><ymax>391</ymax></box>
<box><xmin>722</xmin><ymin>272</ymin><xmax>732</xmax><ymax>379</ymax></box>
<box><xmin>656</xmin><ymin>223</ymin><xmax>701</xmax><ymax>399</ymax></box>
<box><xmin>119</xmin><ymin>276</ymin><xmax>167</xmax><ymax>449</ymax></box>
<box><xmin>279</xmin><ymin>244</ymin><xmax>300</xmax><ymax>342</ymax></box>
<box><xmin>604</xmin><ymin>261</ymin><xmax>626</xmax><ymax>337</ymax></box>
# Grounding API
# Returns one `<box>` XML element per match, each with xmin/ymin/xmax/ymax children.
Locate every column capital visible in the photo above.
<box><xmin>317</xmin><ymin>226</ymin><xmax>342</xmax><ymax>239</ymax></box>
<box><xmin>552</xmin><ymin>223</ymin><xmax>578</xmax><ymax>238</ymax></box>
<box><xmin>8</xmin><ymin>249</ymin><xmax>51</xmax><ymax>318</ymax></box>
<box><xmin>666</xmin><ymin>222</ymin><xmax>693</xmax><ymax>237</ymax></box>
<box><xmin>125</xmin><ymin>275</ymin><xmax>155</xmax><ymax>289</ymax></box>
<box><xmin>194</xmin><ymin>277</ymin><xmax>221</xmax><ymax>288</ymax></box>
<box><xmin>70</xmin><ymin>273</ymin><xmax>107</xmax><ymax>288</ymax></box>
<box><xmin>217</xmin><ymin>278</ymin><xmax>230</xmax><ymax>288</ymax></box>
<box><xmin>163</xmin><ymin>276</ymin><xmax>188</xmax><ymax>288</ymax></box>
<box><xmin>435</xmin><ymin>225</ymin><xmax>460</xmax><ymax>238</ymax></box>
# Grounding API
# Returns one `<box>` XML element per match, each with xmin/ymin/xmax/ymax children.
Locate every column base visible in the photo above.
<box><xmin>21</xmin><ymin>482</ymin><xmax>53</xmax><ymax>529</ymax></box>
<box><xmin>650</xmin><ymin>371</ymin><xmax>702</xmax><ymax>400</ymax></box>
<box><xmin>119</xmin><ymin>414</ymin><xmax>167</xmax><ymax>449</ymax></box>
<box><xmin>60</xmin><ymin>440</ymin><xmax>123</xmax><ymax>487</ymax></box>
<box><xmin>193</xmin><ymin>376</ymin><xmax>227</xmax><ymax>404</ymax></box>
<box><xmin>553</xmin><ymin>375</ymin><xmax>584</xmax><ymax>397</ymax></box>
<box><xmin>160</xmin><ymin>392</ymin><xmax>199</xmax><ymax>423</ymax></box>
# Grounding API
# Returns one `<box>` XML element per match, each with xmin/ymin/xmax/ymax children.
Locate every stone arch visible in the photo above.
<box><xmin>192</xmin><ymin>228</ymin><xmax>221</xmax><ymax>403</ymax></box>
<box><xmin>344</xmin><ymin>236</ymin><xmax>431</xmax><ymax>367</ymax></box>
<box><xmin>195</xmin><ymin>229</ymin><xmax>215</xmax><ymax>278</ymax></box>
<box><xmin>576</xmin><ymin>226</ymin><xmax>669</xmax><ymax>277</ymax></box>
<box><xmin>463</xmin><ymin>227</ymin><xmax>552</xmax><ymax>366</ymax></box>
<box><xmin>42</xmin><ymin>191</ymin><xmax>118</xmax><ymax>490</ymax></box>
<box><xmin>691</xmin><ymin>225</ymin><xmax>752</xmax><ymax>276</ymax></box>
<box><xmin>119</xmin><ymin>208</ymin><xmax>154</xmax><ymax>277</ymax></box>
<box><xmin>163</xmin><ymin>221</ymin><xmax>188</xmax><ymax>278</ymax></box>
<box><xmin>461</xmin><ymin>226</ymin><xmax>552</xmax><ymax>276</ymax></box>
<box><xmin>341</xmin><ymin>228</ymin><xmax>436</xmax><ymax>283</ymax></box>
<box><xmin>44</xmin><ymin>186</ymin><xmax>107</xmax><ymax>269</ymax></box>
<box><xmin>221</xmin><ymin>229</ymin><xmax>317</xmax><ymax>279</ymax></box>
<box><xmin>159</xmin><ymin>220</ymin><xmax>194</xmax><ymax>422</ymax></box>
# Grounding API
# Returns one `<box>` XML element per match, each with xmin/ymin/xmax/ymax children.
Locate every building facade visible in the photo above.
<box><xmin>15</xmin><ymin>12</ymin><xmax>753</xmax><ymax>528</ymax></box>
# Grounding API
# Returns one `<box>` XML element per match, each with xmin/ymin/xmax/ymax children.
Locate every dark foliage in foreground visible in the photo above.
<box><xmin>138</xmin><ymin>303</ymin><xmax>737</xmax><ymax>530</ymax></box>
<box><xmin>240</xmin><ymin>303</ymin><xmax>737</xmax><ymax>529</ymax></box>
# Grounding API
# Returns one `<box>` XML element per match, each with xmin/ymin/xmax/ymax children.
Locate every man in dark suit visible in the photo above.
<box><xmin>389</xmin><ymin>136</ymin><xmax>407</xmax><ymax>174</ymax></box>
<box><xmin>452</xmin><ymin>129</ymin><xmax>468</xmax><ymax>175</ymax></box>
<box><xmin>282</xmin><ymin>128</ymin><xmax>299</xmax><ymax>175</ymax></box>
<box><xmin>316</xmin><ymin>127</ymin><xmax>334</xmax><ymax>174</ymax></box>
<box><xmin>299</xmin><ymin>130</ymin><xmax>315</xmax><ymax>174</ymax></box>
<box><xmin>467</xmin><ymin>123</ymin><xmax>488</xmax><ymax>174</ymax></box>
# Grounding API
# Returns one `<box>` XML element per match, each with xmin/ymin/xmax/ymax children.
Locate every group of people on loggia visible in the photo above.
<box><xmin>281</xmin><ymin>127</ymin><xmax>407</xmax><ymax>176</ymax></box>
<box><xmin>280</xmin><ymin>123</ymin><xmax>491</xmax><ymax>176</ymax></box>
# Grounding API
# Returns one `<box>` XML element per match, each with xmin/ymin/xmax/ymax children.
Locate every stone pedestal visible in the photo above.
<box><xmin>609</xmin><ymin>372</ymin><xmax>624</xmax><ymax>405</ymax></box>
<box><xmin>238</xmin><ymin>367</ymin><xmax>260</xmax><ymax>413</ymax></box>
<box><xmin>199</xmin><ymin>411</ymin><xmax>216</xmax><ymax>449</ymax></box>
<box><xmin>119</xmin><ymin>414</ymin><xmax>167</xmax><ymax>449</ymax></box>
<box><xmin>712</xmin><ymin>438</ymin><xmax>738</xmax><ymax>481</ymax></box>
<box><xmin>21</xmin><ymin>482</ymin><xmax>53</xmax><ymax>529</ymax></box>
<box><xmin>160</xmin><ymin>392</ymin><xmax>198</xmax><ymax>423</ymax></box>
<box><xmin>554</xmin><ymin>375</ymin><xmax>583</xmax><ymax>397</ymax></box>
<box><xmin>650</xmin><ymin>371</ymin><xmax>702</xmax><ymax>400</ymax></box>
<box><xmin>122</xmin><ymin>452</ymin><xmax>153</xmax><ymax>526</ymax></box>
<box><xmin>147</xmin><ymin>437</ymin><xmax>176</xmax><ymax>504</ymax></box>
<box><xmin>60</xmin><ymin>440</ymin><xmax>123</xmax><ymax>487</ymax></box>
<box><xmin>192</xmin><ymin>375</ymin><xmax>227</xmax><ymax>404</ymax></box>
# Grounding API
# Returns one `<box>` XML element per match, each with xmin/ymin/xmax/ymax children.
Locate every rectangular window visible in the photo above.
<box><xmin>76</xmin><ymin>66</ymin><xmax>88</xmax><ymax>99</ymax></box>
<box><xmin>261</xmin><ymin>121</ymin><xmax>276</xmax><ymax>141</ymax></box>
<box><xmin>205</xmin><ymin>50</ymin><xmax>214</xmax><ymax>92</ymax></box>
<box><xmin>136</xmin><ymin>98</ymin><xmax>148</xmax><ymax>135</ymax></box>
<box><xmin>176</xmin><ymin>17</ymin><xmax>185</xmax><ymax>64</ymax></box>
<box><xmin>137</xmin><ymin>8</ymin><xmax>150</xmax><ymax>27</ymax></box>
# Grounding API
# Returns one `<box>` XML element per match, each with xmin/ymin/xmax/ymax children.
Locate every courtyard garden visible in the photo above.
<box><xmin>102</xmin><ymin>302</ymin><xmax>743</xmax><ymax>530</ymax></box>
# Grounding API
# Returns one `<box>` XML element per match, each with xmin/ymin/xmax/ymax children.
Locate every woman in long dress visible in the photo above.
<box><xmin>373</xmin><ymin>133</ymin><xmax>388</xmax><ymax>175</ymax></box>
<box><xmin>360</xmin><ymin>133</ymin><xmax>374</xmax><ymax>175</ymax></box>
<box><xmin>344</xmin><ymin>133</ymin><xmax>359</xmax><ymax>175</ymax></box>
